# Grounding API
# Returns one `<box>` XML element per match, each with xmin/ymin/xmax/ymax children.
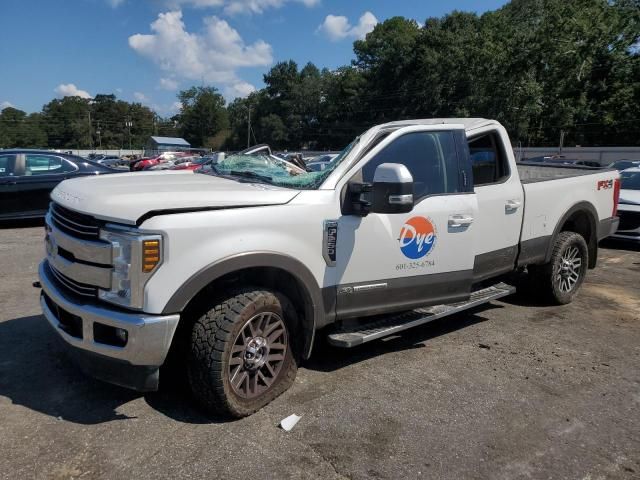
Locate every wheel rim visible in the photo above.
<box><xmin>228</xmin><ymin>312</ymin><xmax>288</xmax><ymax>399</ymax></box>
<box><xmin>554</xmin><ymin>245</ymin><xmax>582</xmax><ymax>293</ymax></box>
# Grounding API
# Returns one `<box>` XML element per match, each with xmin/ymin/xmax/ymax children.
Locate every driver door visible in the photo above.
<box><xmin>333</xmin><ymin>126</ymin><xmax>478</xmax><ymax>319</ymax></box>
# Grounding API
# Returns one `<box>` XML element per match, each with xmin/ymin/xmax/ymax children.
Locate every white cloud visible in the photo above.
<box><xmin>171</xmin><ymin>101</ymin><xmax>183</xmax><ymax>113</ymax></box>
<box><xmin>317</xmin><ymin>11</ymin><xmax>378</xmax><ymax>42</ymax></box>
<box><xmin>129</xmin><ymin>10</ymin><xmax>272</xmax><ymax>98</ymax></box>
<box><xmin>224</xmin><ymin>81</ymin><xmax>256</xmax><ymax>98</ymax></box>
<box><xmin>116</xmin><ymin>88</ymin><xmax>123</xmax><ymax>94</ymax></box>
<box><xmin>134</xmin><ymin>92</ymin><xmax>151</xmax><ymax>103</ymax></box>
<box><xmin>163</xmin><ymin>0</ymin><xmax>319</xmax><ymax>15</ymax></box>
<box><xmin>223</xmin><ymin>0</ymin><xmax>319</xmax><ymax>15</ymax></box>
<box><xmin>159</xmin><ymin>77</ymin><xmax>179</xmax><ymax>90</ymax></box>
<box><xmin>54</xmin><ymin>83</ymin><xmax>93</xmax><ymax>99</ymax></box>
<box><xmin>1</xmin><ymin>101</ymin><xmax>14</xmax><ymax>110</ymax></box>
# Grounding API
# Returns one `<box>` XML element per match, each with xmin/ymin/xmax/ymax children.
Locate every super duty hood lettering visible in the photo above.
<box><xmin>51</xmin><ymin>171</ymin><xmax>300</xmax><ymax>225</ymax></box>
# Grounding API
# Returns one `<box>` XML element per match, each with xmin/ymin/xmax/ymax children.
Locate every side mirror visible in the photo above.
<box><xmin>372</xmin><ymin>163</ymin><xmax>414</xmax><ymax>214</ymax></box>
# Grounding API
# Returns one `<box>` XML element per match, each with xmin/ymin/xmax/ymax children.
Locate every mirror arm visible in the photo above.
<box><xmin>348</xmin><ymin>182</ymin><xmax>373</xmax><ymax>216</ymax></box>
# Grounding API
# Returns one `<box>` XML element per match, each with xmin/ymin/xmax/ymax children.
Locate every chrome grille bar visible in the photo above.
<box><xmin>48</xmin><ymin>263</ymin><xmax>98</xmax><ymax>297</ymax></box>
<box><xmin>50</xmin><ymin>203</ymin><xmax>100</xmax><ymax>239</ymax></box>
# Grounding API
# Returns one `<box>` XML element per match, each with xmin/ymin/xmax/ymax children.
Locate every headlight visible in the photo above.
<box><xmin>98</xmin><ymin>226</ymin><xmax>163</xmax><ymax>309</ymax></box>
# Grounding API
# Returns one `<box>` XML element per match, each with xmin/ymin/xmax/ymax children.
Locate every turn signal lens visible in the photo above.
<box><xmin>142</xmin><ymin>239</ymin><xmax>160</xmax><ymax>273</ymax></box>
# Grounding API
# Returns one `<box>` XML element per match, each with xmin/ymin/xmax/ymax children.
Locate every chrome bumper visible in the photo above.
<box><xmin>39</xmin><ymin>261</ymin><xmax>180</xmax><ymax>367</ymax></box>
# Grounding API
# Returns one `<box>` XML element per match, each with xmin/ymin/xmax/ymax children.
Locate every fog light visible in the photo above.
<box><xmin>93</xmin><ymin>323</ymin><xmax>128</xmax><ymax>347</ymax></box>
<box><xmin>115</xmin><ymin>328</ymin><xmax>128</xmax><ymax>345</ymax></box>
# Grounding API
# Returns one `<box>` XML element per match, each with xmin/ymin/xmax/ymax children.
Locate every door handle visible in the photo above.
<box><xmin>505</xmin><ymin>199</ymin><xmax>522</xmax><ymax>213</ymax></box>
<box><xmin>448</xmin><ymin>214</ymin><xmax>474</xmax><ymax>228</ymax></box>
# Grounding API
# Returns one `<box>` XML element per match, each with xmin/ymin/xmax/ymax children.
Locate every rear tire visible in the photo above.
<box><xmin>187</xmin><ymin>288</ymin><xmax>298</xmax><ymax>418</ymax></box>
<box><xmin>530</xmin><ymin>231</ymin><xmax>588</xmax><ymax>305</ymax></box>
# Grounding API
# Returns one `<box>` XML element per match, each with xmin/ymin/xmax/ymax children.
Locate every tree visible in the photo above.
<box><xmin>176</xmin><ymin>87</ymin><xmax>229</xmax><ymax>147</ymax></box>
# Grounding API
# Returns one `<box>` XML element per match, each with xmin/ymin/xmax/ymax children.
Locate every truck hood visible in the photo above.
<box><xmin>51</xmin><ymin>170</ymin><xmax>300</xmax><ymax>225</ymax></box>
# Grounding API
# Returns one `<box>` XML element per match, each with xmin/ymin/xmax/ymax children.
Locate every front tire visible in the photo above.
<box><xmin>187</xmin><ymin>288</ymin><xmax>298</xmax><ymax>418</ymax></box>
<box><xmin>531</xmin><ymin>231</ymin><xmax>588</xmax><ymax>305</ymax></box>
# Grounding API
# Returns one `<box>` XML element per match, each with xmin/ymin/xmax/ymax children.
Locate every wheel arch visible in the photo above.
<box><xmin>162</xmin><ymin>252</ymin><xmax>329</xmax><ymax>359</ymax></box>
<box><xmin>546</xmin><ymin>201</ymin><xmax>599</xmax><ymax>269</ymax></box>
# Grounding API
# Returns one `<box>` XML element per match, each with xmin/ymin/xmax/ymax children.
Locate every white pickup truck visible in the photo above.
<box><xmin>38</xmin><ymin>118</ymin><xmax>620</xmax><ymax>417</ymax></box>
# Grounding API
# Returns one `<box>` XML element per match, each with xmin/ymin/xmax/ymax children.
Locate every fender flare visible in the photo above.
<box><xmin>546</xmin><ymin>201</ymin><xmax>599</xmax><ymax>268</ymax></box>
<box><xmin>162</xmin><ymin>251</ymin><xmax>330</xmax><ymax>358</ymax></box>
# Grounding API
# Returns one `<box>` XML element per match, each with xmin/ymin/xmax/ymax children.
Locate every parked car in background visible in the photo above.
<box><xmin>306</xmin><ymin>153</ymin><xmax>339</xmax><ymax>171</ymax></box>
<box><xmin>146</xmin><ymin>156</ymin><xmax>200</xmax><ymax>170</ymax></box>
<box><xmin>171</xmin><ymin>154</ymin><xmax>222</xmax><ymax>171</ymax></box>
<box><xmin>0</xmin><ymin>150</ymin><xmax>118</xmax><ymax>220</ymax></box>
<box><xmin>131</xmin><ymin>152</ymin><xmax>190</xmax><ymax>171</ymax></box>
<box><xmin>611</xmin><ymin>168</ymin><xmax>640</xmax><ymax>242</ymax></box>
<box><xmin>608</xmin><ymin>160</ymin><xmax>640</xmax><ymax>171</ymax></box>
<box><xmin>95</xmin><ymin>155</ymin><xmax>130</xmax><ymax>169</ymax></box>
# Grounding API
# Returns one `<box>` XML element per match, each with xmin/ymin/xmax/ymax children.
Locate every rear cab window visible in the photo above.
<box><xmin>468</xmin><ymin>132</ymin><xmax>510</xmax><ymax>186</ymax></box>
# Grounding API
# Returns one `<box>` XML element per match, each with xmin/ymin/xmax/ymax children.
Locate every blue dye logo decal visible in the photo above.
<box><xmin>399</xmin><ymin>216</ymin><xmax>437</xmax><ymax>259</ymax></box>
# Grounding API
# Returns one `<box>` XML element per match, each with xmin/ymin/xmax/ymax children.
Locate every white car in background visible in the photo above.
<box><xmin>307</xmin><ymin>153</ymin><xmax>339</xmax><ymax>171</ymax></box>
<box><xmin>612</xmin><ymin>167</ymin><xmax>640</xmax><ymax>242</ymax></box>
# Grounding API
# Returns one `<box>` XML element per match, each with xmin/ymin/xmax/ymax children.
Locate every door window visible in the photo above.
<box><xmin>468</xmin><ymin>132</ymin><xmax>510</xmax><ymax>186</ymax></box>
<box><xmin>0</xmin><ymin>154</ymin><xmax>16</xmax><ymax>176</ymax></box>
<box><xmin>362</xmin><ymin>131</ymin><xmax>460</xmax><ymax>202</ymax></box>
<box><xmin>24</xmin><ymin>155</ymin><xmax>76</xmax><ymax>176</ymax></box>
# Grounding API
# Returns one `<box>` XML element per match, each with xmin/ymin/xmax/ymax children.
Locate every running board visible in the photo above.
<box><xmin>327</xmin><ymin>282</ymin><xmax>515</xmax><ymax>348</ymax></box>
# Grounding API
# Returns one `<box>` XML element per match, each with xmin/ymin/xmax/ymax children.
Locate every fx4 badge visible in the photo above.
<box><xmin>323</xmin><ymin>220</ymin><xmax>338</xmax><ymax>267</ymax></box>
<box><xmin>597</xmin><ymin>179</ymin><xmax>614</xmax><ymax>190</ymax></box>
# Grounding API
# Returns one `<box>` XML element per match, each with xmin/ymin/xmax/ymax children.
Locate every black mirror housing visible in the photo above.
<box><xmin>371</xmin><ymin>163</ymin><xmax>414</xmax><ymax>214</ymax></box>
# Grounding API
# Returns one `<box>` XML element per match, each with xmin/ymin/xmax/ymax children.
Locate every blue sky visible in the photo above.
<box><xmin>0</xmin><ymin>0</ymin><xmax>508</xmax><ymax>116</ymax></box>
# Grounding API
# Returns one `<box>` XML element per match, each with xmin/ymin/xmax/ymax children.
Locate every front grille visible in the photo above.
<box><xmin>618</xmin><ymin>211</ymin><xmax>640</xmax><ymax>231</ymax></box>
<box><xmin>50</xmin><ymin>203</ymin><xmax>101</xmax><ymax>240</ymax></box>
<box><xmin>47</xmin><ymin>262</ymin><xmax>98</xmax><ymax>298</ymax></box>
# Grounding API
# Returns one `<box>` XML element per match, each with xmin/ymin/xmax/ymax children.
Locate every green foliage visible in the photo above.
<box><xmin>224</xmin><ymin>0</ymin><xmax>639</xmax><ymax>149</ymax></box>
<box><xmin>1</xmin><ymin>0</ymin><xmax>638</xmax><ymax>150</ymax></box>
<box><xmin>175</xmin><ymin>86</ymin><xmax>229</xmax><ymax>148</ymax></box>
<box><xmin>0</xmin><ymin>93</ymin><xmax>160</xmax><ymax>149</ymax></box>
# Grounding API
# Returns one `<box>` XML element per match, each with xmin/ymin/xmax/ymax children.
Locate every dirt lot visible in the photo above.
<box><xmin>0</xmin><ymin>222</ymin><xmax>639</xmax><ymax>480</ymax></box>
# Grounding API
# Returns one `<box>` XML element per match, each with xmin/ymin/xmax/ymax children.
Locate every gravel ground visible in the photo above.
<box><xmin>0</xmin><ymin>221</ymin><xmax>639</xmax><ymax>480</ymax></box>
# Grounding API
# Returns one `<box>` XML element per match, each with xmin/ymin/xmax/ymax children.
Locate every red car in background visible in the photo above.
<box><xmin>130</xmin><ymin>152</ymin><xmax>191</xmax><ymax>171</ymax></box>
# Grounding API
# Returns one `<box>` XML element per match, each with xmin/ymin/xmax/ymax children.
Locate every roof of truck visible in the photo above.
<box><xmin>377</xmin><ymin>118</ymin><xmax>496</xmax><ymax>132</ymax></box>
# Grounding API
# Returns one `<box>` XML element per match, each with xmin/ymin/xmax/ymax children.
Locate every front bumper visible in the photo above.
<box><xmin>39</xmin><ymin>261</ymin><xmax>180</xmax><ymax>391</ymax></box>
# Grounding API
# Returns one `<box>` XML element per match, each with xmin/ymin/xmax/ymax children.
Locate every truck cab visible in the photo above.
<box><xmin>38</xmin><ymin>118</ymin><xmax>620</xmax><ymax>417</ymax></box>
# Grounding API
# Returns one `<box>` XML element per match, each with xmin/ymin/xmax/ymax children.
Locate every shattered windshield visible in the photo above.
<box><xmin>198</xmin><ymin>140</ymin><xmax>357</xmax><ymax>190</ymax></box>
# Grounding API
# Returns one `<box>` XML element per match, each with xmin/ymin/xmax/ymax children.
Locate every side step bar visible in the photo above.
<box><xmin>327</xmin><ymin>282</ymin><xmax>515</xmax><ymax>348</ymax></box>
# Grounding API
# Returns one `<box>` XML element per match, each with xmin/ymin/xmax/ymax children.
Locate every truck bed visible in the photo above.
<box><xmin>517</xmin><ymin>163</ymin><xmax>613</xmax><ymax>184</ymax></box>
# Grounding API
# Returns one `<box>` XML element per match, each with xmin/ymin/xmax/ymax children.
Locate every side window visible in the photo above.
<box><xmin>468</xmin><ymin>132</ymin><xmax>510</xmax><ymax>186</ymax></box>
<box><xmin>0</xmin><ymin>154</ymin><xmax>16</xmax><ymax>176</ymax></box>
<box><xmin>362</xmin><ymin>131</ymin><xmax>459</xmax><ymax>201</ymax></box>
<box><xmin>24</xmin><ymin>155</ymin><xmax>76</xmax><ymax>176</ymax></box>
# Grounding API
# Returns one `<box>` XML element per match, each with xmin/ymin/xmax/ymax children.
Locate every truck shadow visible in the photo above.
<box><xmin>0</xmin><ymin>304</ymin><xmax>501</xmax><ymax>425</ymax></box>
<box><xmin>0</xmin><ymin>314</ymin><xmax>213</xmax><ymax>425</ymax></box>
<box><xmin>599</xmin><ymin>238</ymin><xmax>640</xmax><ymax>253</ymax></box>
